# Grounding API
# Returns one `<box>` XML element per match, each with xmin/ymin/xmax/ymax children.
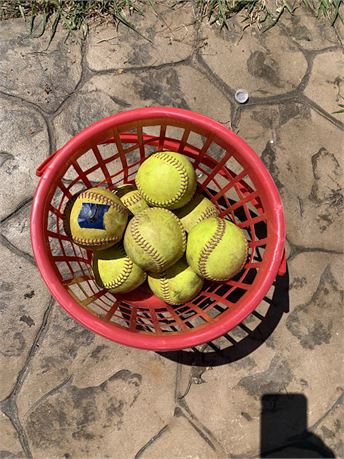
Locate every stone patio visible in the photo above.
<box><xmin>0</xmin><ymin>3</ymin><xmax>343</xmax><ymax>458</ymax></box>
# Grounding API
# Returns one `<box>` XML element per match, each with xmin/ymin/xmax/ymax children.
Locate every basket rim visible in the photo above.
<box><xmin>31</xmin><ymin>106</ymin><xmax>285</xmax><ymax>351</ymax></box>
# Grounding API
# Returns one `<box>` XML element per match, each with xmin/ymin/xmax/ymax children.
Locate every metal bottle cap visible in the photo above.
<box><xmin>235</xmin><ymin>89</ymin><xmax>249</xmax><ymax>104</ymax></box>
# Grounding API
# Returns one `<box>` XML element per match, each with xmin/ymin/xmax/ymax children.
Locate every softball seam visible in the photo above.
<box><xmin>137</xmin><ymin>152</ymin><xmax>189</xmax><ymax>208</ymax></box>
<box><xmin>198</xmin><ymin>219</ymin><xmax>249</xmax><ymax>281</ymax></box>
<box><xmin>131</xmin><ymin>214</ymin><xmax>166</xmax><ymax>272</ymax></box>
<box><xmin>195</xmin><ymin>205</ymin><xmax>219</xmax><ymax>225</ymax></box>
<box><xmin>72</xmin><ymin>190</ymin><xmax>127</xmax><ymax>246</ymax></box>
<box><xmin>73</xmin><ymin>235</ymin><xmax>120</xmax><ymax>247</ymax></box>
<box><xmin>121</xmin><ymin>191</ymin><xmax>145</xmax><ymax>209</ymax></box>
<box><xmin>82</xmin><ymin>190</ymin><xmax>127</xmax><ymax>215</ymax></box>
<box><xmin>159</xmin><ymin>275</ymin><xmax>174</xmax><ymax>304</ymax></box>
<box><xmin>130</xmin><ymin>209</ymin><xmax>186</xmax><ymax>272</ymax></box>
<box><xmin>103</xmin><ymin>248</ymin><xmax>134</xmax><ymax>289</ymax></box>
<box><xmin>198</xmin><ymin>218</ymin><xmax>226</xmax><ymax>280</ymax></box>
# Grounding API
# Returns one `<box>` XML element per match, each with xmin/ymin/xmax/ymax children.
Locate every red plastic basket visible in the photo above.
<box><xmin>31</xmin><ymin>107</ymin><xmax>285</xmax><ymax>351</ymax></box>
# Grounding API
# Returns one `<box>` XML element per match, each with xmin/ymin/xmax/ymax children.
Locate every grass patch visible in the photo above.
<box><xmin>198</xmin><ymin>0</ymin><xmax>343</xmax><ymax>28</ymax></box>
<box><xmin>0</xmin><ymin>0</ymin><xmax>142</xmax><ymax>43</ymax></box>
<box><xmin>333</xmin><ymin>103</ymin><xmax>344</xmax><ymax>114</ymax></box>
<box><xmin>0</xmin><ymin>0</ymin><xmax>342</xmax><ymax>41</ymax></box>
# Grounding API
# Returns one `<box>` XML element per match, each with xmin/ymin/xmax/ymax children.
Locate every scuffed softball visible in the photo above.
<box><xmin>93</xmin><ymin>244</ymin><xmax>146</xmax><ymax>294</ymax></box>
<box><xmin>186</xmin><ymin>217</ymin><xmax>248</xmax><ymax>281</ymax></box>
<box><xmin>69</xmin><ymin>187</ymin><xmax>128</xmax><ymax>250</ymax></box>
<box><xmin>124</xmin><ymin>207</ymin><xmax>186</xmax><ymax>273</ymax></box>
<box><xmin>135</xmin><ymin>152</ymin><xmax>196</xmax><ymax>210</ymax></box>
<box><xmin>120</xmin><ymin>189</ymin><xmax>149</xmax><ymax>215</ymax></box>
<box><xmin>148</xmin><ymin>258</ymin><xmax>203</xmax><ymax>305</ymax></box>
<box><xmin>174</xmin><ymin>193</ymin><xmax>219</xmax><ymax>232</ymax></box>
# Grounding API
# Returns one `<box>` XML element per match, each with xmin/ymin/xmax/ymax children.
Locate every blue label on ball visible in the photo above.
<box><xmin>78</xmin><ymin>203</ymin><xmax>110</xmax><ymax>230</ymax></box>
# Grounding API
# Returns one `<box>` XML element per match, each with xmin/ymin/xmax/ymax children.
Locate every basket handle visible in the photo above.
<box><xmin>277</xmin><ymin>250</ymin><xmax>287</xmax><ymax>277</ymax></box>
<box><xmin>36</xmin><ymin>150</ymin><xmax>60</xmax><ymax>177</ymax></box>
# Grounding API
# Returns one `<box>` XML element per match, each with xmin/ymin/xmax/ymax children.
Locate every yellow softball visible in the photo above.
<box><xmin>120</xmin><ymin>189</ymin><xmax>149</xmax><ymax>215</ymax></box>
<box><xmin>93</xmin><ymin>244</ymin><xmax>146</xmax><ymax>294</ymax></box>
<box><xmin>135</xmin><ymin>151</ymin><xmax>197</xmax><ymax>210</ymax></box>
<box><xmin>148</xmin><ymin>258</ymin><xmax>203</xmax><ymax>305</ymax></box>
<box><xmin>124</xmin><ymin>207</ymin><xmax>186</xmax><ymax>273</ymax></box>
<box><xmin>174</xmin><ymin>193</ymin><xmax>219</xmax><ymax>232</ymax></box>
<box><xmin>69</xmin><ymin>187</ymin><xmax>128</xmax><ymax>250</ymax></box>
<box><xmin>186</xmin><ymin>217</ymin><xmax>248</xmax><ymax>281</ymax></box>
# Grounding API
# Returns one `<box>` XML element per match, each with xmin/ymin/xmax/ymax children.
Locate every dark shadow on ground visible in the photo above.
<box><xmin>158</xmin><ymin>266</ymin><xmax>289</xmax><ymax>367</ymax></box>
<box><xmin>260</xmin><ymin>394</ymin><xmax>335</xmax><ymax>458</ymax></box>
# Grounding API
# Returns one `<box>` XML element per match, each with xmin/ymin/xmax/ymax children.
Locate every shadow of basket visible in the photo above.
<box><xmin>158</xmin><ymin>266</ymin><xmax>289</xmax><ymax>367</ymax></box>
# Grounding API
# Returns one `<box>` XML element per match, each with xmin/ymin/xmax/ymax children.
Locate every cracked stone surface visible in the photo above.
<box><xmin>200</xmin><ymin>21</ymin><xmax>308</xmax><ymax>97</ymax></box>
<box><xmin>0</xmin><ymin>97</ymin><xmax>49</xmax><ymax>221</ymax></box>
<box><xmin>305</xmin><ymin>49</ymin><xmax>344</xmax><ymax>121</ymax></box>
<box><xmin>17</xmin><ymin>307</ymin><xmax>176</xmax><ymax>458</ymax></box>
<box><xmin>86</xmin><ymin>3</ymin><xmax>196</xmax><ymax>71</ymax></box>
<box><xmin>0</xmin><ymin>245</ymin><xmax>51</xmax><ymax>400</ymax></box>
<box><xmin>0</xmin><ymin>199</ymin><xmax>32</xmax><ymax>258</ymax></box>
<box><xmin>84</xmin><ymin>64</ymin><xmax>232</xmax><ymax>124</ymax></box>
<box><xmin>53</xmin><ymin>90</ymin><xmax>121</xmax><ymax>148</ymax></box>
<box><xmin>138</xmin><ymin>414</ymin><xmax>219</xmax><ymax>459</ymax></box>
<box><xmin>0</xmin><ymin>5</ymin><xmax>343</xmax><ymax>459</ymax></box>
<box><xmin>282</xmin><ymin>10</ymin><xmax>340</xmax><ymax>51</ymax></box>
<box><xmin>0</xmin><ymin>411</ymin><xmax>25</xmax><ymax>458</ymax></box>
<box><xmin>313</xmin><ymin>397</ymin><xmax>344</xmax><ymax>458</ymax></box>
<box><xmin>0</xmin><ymin>19</ymin><xmax>82</xmax><ymax>113</ymax></box>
